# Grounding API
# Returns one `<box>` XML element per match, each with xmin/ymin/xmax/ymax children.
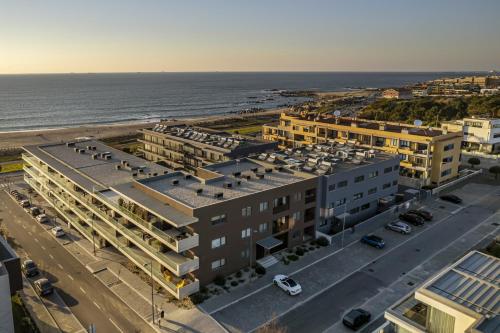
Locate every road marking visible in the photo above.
<box><xmin>247</xmin><ymin>192</ymin><xmax>499</xmax><ymax>332</ymax></box>
<box><xmin>28</xmin><ymin>231</ymin><xmax>32</xmax><ymax>236</ymax></box>
<box><xmin>41</xmin><ymin>246</ymin><xmax>46</xmax><ymax>250</ymax></box>
<box><xmin>109</xmin><ymin>318</ymin><xmax>124</xmax><ymax>333</ymax></box>
<box><xmin>67</xmin><ymin>274</ymin><xmax>74</xmax><ymax>281</ymax></box>
<box><xmin>34</xmin><ymin>238</ymin><xmax>39</xmax><ymax>243</ymax></box>
<box><xmin>57</xmin><ymin>264</ymin><xmax>63</xmax><ymax>270</ymax></box>
<box><xmin>80</xmin><ymin>287</ymin><xmax>86</xmax><ymax>294</ymax></box>
<box><xmin>49</xmin><ymin>254</ymin><xmax>54</xmax><ymax>260</ymax></box>
<box><xmin>93</xmin><ymin>301</ymin><xmax>102</xmax><ymax>310</ymax></box>
<box><xmin>22</xmin><ymin>225</ymin><xmax>26</xmax><ymax>229</ymax></box>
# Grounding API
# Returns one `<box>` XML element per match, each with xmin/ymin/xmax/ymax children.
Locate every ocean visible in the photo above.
<box><xmin>0</xmin><ymin>72</ymin><xmax>477</xmax><ymax>132</ymax></box>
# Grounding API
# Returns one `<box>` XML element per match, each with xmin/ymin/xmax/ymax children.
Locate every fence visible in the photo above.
<box><xmin>431</xmin><ymin>168</ymin><xmax>482</xmax><ymax>195</ymax></box>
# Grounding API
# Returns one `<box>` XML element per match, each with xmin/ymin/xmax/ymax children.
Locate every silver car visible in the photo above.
<box><xmin>385</xmin><ymin>221</ymin><xmax>411</xmax><ymax>234</ymax></box>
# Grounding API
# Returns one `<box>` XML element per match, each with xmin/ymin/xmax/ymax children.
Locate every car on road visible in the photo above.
<box><xmin>19</xmin><ymin>199</ymin><xmax>30</xmax><ymax>208</ymax></box>
<box><xmin>399</xmin><ymin>212</ymin><xmax>424</xmax><ymax>226</ymax></box>
<box><xmin>440</xmin><ymin>194</ymin><xmax>462</xmax><ymax>204</ymax></box>
<box><xmin>407</xmin><ymin>209</ymin><xmax>433</xmax><ymax>221</ymax></box>
<box><xmin>34</xmin><ymin>278</ymin><xmax>54</xmax><ymax>296</ymax></box>
<box><xmin>273</xmin><ymin>274</ymin><xmax>302</xmax><ymax>295</ymax></box>
<box><xmin>35</xmin><ymin>214</ymin><xmax>50</xmax><ymax>223</ymax></box>
<box><xmin>385</xmin><ymin>221</ymin><xmax>411</xmax><ymax>234</ymax></box>
<box><xmin>29</xmin><ymin>206</ymin><xmax>42</xmax><ymax>217</ymax></box>
<box><xmin>21</xmin><ymin>259</ymin><xmax>39</xmax><ymax>277</ymax></box>
<box><xmin>360</xmin><ymin>234</ymin><xmax>385</xmax><ymax>249</ymax></box>
<box><xmin>342</xmin><ymin>308</ymin><xmax>371</xmax><ymax>330</ymax></box>
<box><xmin>51</xmin><ymin>226</ymin><xmax>65</xmax><ymax>237</ymax></box>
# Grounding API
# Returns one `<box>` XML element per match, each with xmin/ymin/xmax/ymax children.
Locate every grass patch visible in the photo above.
<box><xmin>226</xmin><ymin>125</ymin><xmax>263</xmax><ymax>136</ymax></box>
<box><xmin>12</xmin><ymin>294</ymin><xmax>39</xmax><ymax>333</ymax></box>
<box><xmin>0</xmin><ymin>154</ymin><xmax>22</xmax><ymax>163</ymax></box>
<box><xmin>0</xmin><ymin>162</ymin><xmax>23</xmax><ymax>173</ymax></box>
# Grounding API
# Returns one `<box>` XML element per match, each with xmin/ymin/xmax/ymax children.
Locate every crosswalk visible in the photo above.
<box><xmin>0</xmin><ymin>182</ymin><xmax>13</xmax><ymax>189</ymax></box>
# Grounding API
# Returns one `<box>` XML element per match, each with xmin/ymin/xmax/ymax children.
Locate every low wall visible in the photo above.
<box><xmin>431</xmin><ymin>169</ymin><xmax>482</xmax><ymax>195</ymax></box>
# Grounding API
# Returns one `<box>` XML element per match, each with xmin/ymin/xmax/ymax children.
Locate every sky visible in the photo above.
<box><xmin>1</xmin><ymin>0</ymin><xmax>499</xmax><ymax>74</ymax></box>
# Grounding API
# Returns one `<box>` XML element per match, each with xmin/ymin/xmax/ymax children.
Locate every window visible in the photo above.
<box><xmin>368</xmin><ymin>171</ymin><xmax>378</xmax><ymax>179</ymax></box>
<box><xmin>336</xmin><ymin>198</ymin><xmax>347</xmax><ymax>206</ymax></box>
<box><xmin>259</xmin><ymin>201</ymin><xmax>268</xmax><ymax>212</ymax></box>
<box><xmin>273</xmin><ymin>196</ymin><xmax>288</xmax><ymax>207</ymax></box>
<box><xmin>392</xmin><ymin>180</ymin><xmax>398</xmax><ymax>186</ymax></box>
<box><xmin>441</xmin><ymin>169</ymin><xmax>452</xmax><ymax>177</ymax></box>
<box><xmin>328</xmin><ymin>184</ymin><xmax>335</xmax><ymax>192</ymax></box>
<box><xmin>383</xmin><ymin>183</ymin><xmax>391</xmax><ymax>189</ymax></box>
<box><xmin>319</xmin><ymin>219</ymin><xmax>327</xmax><ymax>226</ymax></box>
<box><xmin>292</xmin><ymin>230</ymin><xmax>301</xmax><ymax>239</ymax></box>
<box><xmin>368</xmin><ymin>187</ymin><xmax>377</xmax><ymax>195</ymax></box>
<box><xmin>292</xmin><ymin>211</ymin><xmax>301</xmax><ymax>221</ymax></box>
<box><xmin>242</xmin><ymin>206</ymin><xmax>252</xmax><ymax>217</ymax></box>
<box><xmin>399</xmin><ymin>154</ymin><xmax>408</xmax><ymax>161</ymax></box>
<box><xmin>241</xmin><ymin>228</ymin><xmax>251</xmax><ymax>238</ymax></box>
<box><xmin>354</xmin><ymin>175</ymin><xmax>365</xmax><ymax>183</ymax></box>
<box><xmin>211</xmin><ymin>258</ymin><xmax>226</xmax><ymax>270</ymax></box>
<box><xmin>494</xmin><ymin>133</ymin><xmax>500</xmax><ymax>138</ymax></box>
<box><xmin>391</xmin><ymin>139</ymin><xmax>398</xmax><ymax>146</ymax></box>
<box><xmin>384</xmin><ymin>167</ymin><xmax>393</xmax><ymax>174</ymax></box>
<box><xmin>444</xmin><ymin>143</ymin><xmax>454</xmax><ymax>151</ymax></box>
<box><xmin>442</xmin><ymin>156</ymin><xmax>453</xmax><ymax>163</ymax></box>
<box><xmin>353</xmin><ymin>192</ymin><xmax>363</xmax><ymax>200</ymax></box>
<box><xmin>349</xmin><ymin>207</ymin><xmax>360</xmax><ymax>214</ymax></box>
<box><xmin>361</xmin><ymin>203</ymin><xmax>370</xmax><ymax>210</ymax></box>
<box><xmin>399</xmin><ymin>140</ymin><xmax>410</xmax><ymax>148</ymax></box>
<box><xmin>293</xmin><ymin>192</ymin><xmax>302</xmax><ymax>201</ymax></box>
<box><xmin>211</xmin><ymin>214</ymin><xmax>226</xmax><ymax>226</ymax></box>
<box><xmin>259</xmin><ymin>223</ymin><xmax>268</xmax><ymax>232</ymax></box>
<box><xmin>241</xmin><ymin>249</ymin><xmax>249</xmax><ymax>258</ymax></box>
<box><xmin>338</xmin><ymin>180</ymin><xmax>348</xmax><ymax>188</ymax></box>
<box><xmin>211</xmin><ymin>236</ymin><xmax>226</xmax><ymax>249</ymax></box>
<box><xmin>394</xmin><ymin>165</ymin><xmax>399</xmax><ymax>171</ymax></box>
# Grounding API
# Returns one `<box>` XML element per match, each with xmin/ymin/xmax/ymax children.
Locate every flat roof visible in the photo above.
<box><xmin>424</xmin><ymin>251</ymin><xmax>499</xmax><ymax>316</ymax></box>
<box><xmin>136</xmin><ymin>158</ymin><xmax>312</xmax><ymax>208</ymax></box>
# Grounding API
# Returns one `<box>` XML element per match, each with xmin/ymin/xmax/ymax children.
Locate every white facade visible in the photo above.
<box><xmin>0</xmin><ymin>263</ymin><xmax>14</xmax><ymax>333</ymax></box>
<box><xmin>442</xmin><ymin>117</ymin><xmax>500</xmax><ymax>153</ymax></box>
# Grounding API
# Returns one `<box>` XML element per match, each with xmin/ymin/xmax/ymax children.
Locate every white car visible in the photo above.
<box><xmin>385</xmin><ymin>221</ymin><xmax>411</xmax><ymax>234</ymax></box>
<box><xmin>36</xmin><ymin>214</ymin><xmax>49</xmax><ymax>223</ymax></box>
<box><xmin>51</xmin><ymin>226</ymin><xmax>65</xmax><ymax>237</ymax></box>
<box><xmin>273</xmin><ymin>274</ymin><xmax>302</xmax><ymax>296</ymax></box>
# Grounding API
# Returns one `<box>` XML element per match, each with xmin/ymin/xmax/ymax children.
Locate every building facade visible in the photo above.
<box><xmin>384</xmin><ymin>251</ymin><xmax>499</xmax><ymax>333</ymax></box>
<box><xmin>23</xmin><ymin>140</ymin><xmax>317</xmax><ymax>294</ymax></box>
<box><xmin>139</xmin><ymin>125</ymin><xmax>277</xmax><ymax>171</ymax></box>
<box><xmin>0</xmin><ymin>263</ymin><xmax>14</xmax><ymax>333</ymax></box>
<box><xmin>263</xmin><ymin>113</ymin><xmax>463</xmax><ymax>186</ymax></box>
<box><xmin>382</xmin><ymin>89</ymin><xmax>412</xmax><ymax>99</ymax></box>
<box><xmin>442</xmin><ymin>117</ymin><xmax>500</xmax><ymax>154</ymax></box>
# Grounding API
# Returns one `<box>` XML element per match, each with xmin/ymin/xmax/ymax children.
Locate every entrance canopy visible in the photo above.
<box><xmin>257</xmin><ymin>237</ymin><xmax>283</xmax><ymax>250</ymax></box>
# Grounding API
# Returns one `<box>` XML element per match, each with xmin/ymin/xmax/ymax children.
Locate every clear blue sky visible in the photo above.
<box><xmin>1</xmin><ymin>0</ymin><xmax>499</xmax><ymax>73</ymax></box>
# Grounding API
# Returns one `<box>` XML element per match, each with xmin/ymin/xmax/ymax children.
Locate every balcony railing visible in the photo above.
<box><xmin>273</xmin><ymin>203</ymin><xmax>290</xmax><ymax>214</ymax></box>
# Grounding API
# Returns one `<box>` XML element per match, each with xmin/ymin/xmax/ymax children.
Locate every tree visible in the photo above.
<box><xmin>489</xmin><ymin>165</ymin><xmax>500</xmax><ymax>180</ymax></box>
<box><xmin>467</xmin><ymin>157</ymin><xmax>481</xmax><ymax>169</ymax></box>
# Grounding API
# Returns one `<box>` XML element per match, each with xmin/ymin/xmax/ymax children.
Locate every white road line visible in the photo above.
<box><xmin>67</xmin><ymin>274</ymin><xmax>74</xmax><ymax>281</ymax></box>
<box><xmin>57</xmin><ymin>264</ymin><xmax>63</xmax><ymax>270</ymax></box>
<box><xmin>49</xmin><ymin>254</ymin><xmax>54</xmax><ymax>260</ymax></box>
<box><xmin>93</xmin><ymin>301</ymin><xmax>102</xmax><ymax>310</ymax></box>
<box><xmin>22</xmin><ymin>225</ymin><xmax>26</xmax><ymax>229</ymax></box>
<box><xmin>109</xmin><ymin>318</ymin><xmax>124</xmax><ymax>333</ymax></box>
<box><xmin>28</xmin><ymin>231</ymin><xmax>32</xmax><ymax>236</ymax></box>
<box><xmin>80</xmin><ymin>287</ymin><xmax>86</xmax><ymax>294</ymax></box>
<box><xmin>34</xmin><ymin>238</ymin><xmax>39</xmax><ymax>243</ymax></box>
<box><xmin>247</xmin><ymin>191</ymin><xmax>499</xmax><ymax>332</ymax></box>
<box><xmin>41</xmin><ymin>246</ymin><xmax>46</xmax><ymax>250</ymax></box>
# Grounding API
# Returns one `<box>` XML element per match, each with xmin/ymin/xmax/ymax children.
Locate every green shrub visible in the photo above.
<box><xmin>255</xmin><ymin>265</ymin><xmax>266</xmax><ymax>275</ymax></box>
<box><xmin>316</xmin><ymin>236</ymin><xmax>330</xmax><ymax>247</ymax></box>
<box><xmin>295</xmin><ymin>248</ymin><xmax>305</xmax><ymax>256</ymax></box>
<box><xmin>243</xmin><ymin>267</ymin><xmax>250</xmax><ymax>272</ymax></box>
<box><xmin>287</xmin><ymin>254</ymin><xmax>299</xmax><ymax>261</ymax></box>
<box><xmin>235</xmin><ymin>271</ymin><xmax>242</xmax><ymax>278</ymax></box>
<box><xmin>214</xmin><ymin>275</ymin><xmax>226</xmax><ymax>286</ymax></box>
<box><xmin>309</xmin><ymin>247</ymin><xmax>315</xmax><ymax>251</ymax></box>
<box><xmin>230</xmin><ymin>281</ymin><xmax>238</xmax><ymax>287</ymax></box>
<box><xmin>190</xmin><ymin>292</ymin><xmax>209</xmax><ymax>304</ymax></box>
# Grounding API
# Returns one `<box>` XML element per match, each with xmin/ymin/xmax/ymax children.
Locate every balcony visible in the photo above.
<box><xmin>272</xmin><ymin>220</ymin><xmax>289</xmax><ymax>234</ymax></box>
<box><xmin>273</xmin><ymin>203</ymin><xmax>290</xmax><ymax>214</ymax></box>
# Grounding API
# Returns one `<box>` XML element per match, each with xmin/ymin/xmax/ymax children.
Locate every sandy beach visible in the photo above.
<box><xmin>0</xmin><ymin>107</ymin><xmax>288</xmax><ymax>150</ymax></box>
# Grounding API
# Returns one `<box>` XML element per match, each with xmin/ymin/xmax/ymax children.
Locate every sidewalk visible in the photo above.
<box><xmin>28</xmin><ymin>185</ymin><xmax>226</xmax><ymax>333</ymax></box>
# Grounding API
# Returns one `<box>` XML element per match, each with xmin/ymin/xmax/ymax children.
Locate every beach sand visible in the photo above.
<box><xmin>0</xmin><ymin>107</ymin><xmax>288</xmax><ymax>149</ymax></box>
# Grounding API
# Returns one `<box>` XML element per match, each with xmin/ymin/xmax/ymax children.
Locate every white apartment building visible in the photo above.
<box><xmin>441</xmin><ymin>117</ymin><xmax>500</xmax><ymax>154</ymax></box>
<box><xmin>384</xmin><ymin>251</ymin><xmax>499</xmax><ymax>333</ymax></box>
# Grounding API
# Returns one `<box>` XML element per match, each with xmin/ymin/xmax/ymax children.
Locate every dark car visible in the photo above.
<box><xmin>407</xmin><ymin>209</ymin><xmax>433</xmax><ymax>221</ymax></box>
<box><xmin>343</xmin><ymin>308</ymin><xmax>371</xmax><ymax>330</ymax></box>
<box><xmin>34</xmin><ymin>278</ymin><xmax>54</xmax><ymax>296</ymax></box>
<box><xmin>399</xmin><ymin>213</ymin><xmax>424</xmax><ymax>226</ymax></box>
<box><xmin>21</xmin><ymin>260</ymin><xmax>39</xmax><ymax>277</ymax></box>
<box><xmin>440</xmin><ymin>194</ymin><xmax>462</xmax><ymax>204</ymax></box>
<box><xmin>29</xmin><ymin>206</ymin><xmax>41</xmax><ymax>217</ymax></box>
<box><xmin>361</xmin><ymin>234</ymin><xmax>385</xmax><ymax>249</ymax></box>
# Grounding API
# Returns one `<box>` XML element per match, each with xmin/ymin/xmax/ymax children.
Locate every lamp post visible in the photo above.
<box><xmin>341</xmin><ymin>201</ymin><xmax>348</xmax><ymax>249</ymax></box>
<box><xmin>144</xmin><ymin>260</ymin><xmax>155</xmax><ymax>325</ymax></box>
<box><xmin>249</xmin><ymin>228</ymin><xmax>258</xmax><ymax>268</ymax></box>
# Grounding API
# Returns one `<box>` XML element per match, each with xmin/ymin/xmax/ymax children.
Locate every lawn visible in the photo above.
<box><xmin>0</xmin><ymin>162</ymin><xmax>23</xmax><ymax>173</ymax></box>
<box><xmin>226</xmin><ymin>125</ymin><xmax>263</xmax><ymax>136</ymax></box>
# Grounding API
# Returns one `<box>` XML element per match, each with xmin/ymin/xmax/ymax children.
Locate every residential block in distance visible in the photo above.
<box><xmin>441</xmin><ymin>117</ymin><xmax>500</xmax><ymax>154</ymax></box>
<box><xmin>263</xmin><ymin>113</ymin><xmax>463</xmax><ymax>187</ymax></box>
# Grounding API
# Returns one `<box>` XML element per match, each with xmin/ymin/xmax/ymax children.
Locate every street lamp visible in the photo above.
<box><xmin>341</xmin><ymin>201</ymin><xmax>349</xmax><ymax>249</ymax></box>
<box><xmin>144</xmin><ymin>260</ymin><xmax>155</xmax><ymax>325</ymax></box>
<box><xmin>249</xmin><ymin>228</ymin><xmax>258</xmax><ymax>268</ymax></box>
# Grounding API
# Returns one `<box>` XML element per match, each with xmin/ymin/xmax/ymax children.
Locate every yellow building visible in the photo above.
<box><xmin>263</xmin><ymin>113</ymin><xmax>463</xmax><ymax>186</ymax></box>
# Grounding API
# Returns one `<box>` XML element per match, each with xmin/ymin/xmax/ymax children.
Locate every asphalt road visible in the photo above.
<box><xmin>0</xmin><ymin>190</ymin><xmax>153</xmax><ymax>333</ymax></box>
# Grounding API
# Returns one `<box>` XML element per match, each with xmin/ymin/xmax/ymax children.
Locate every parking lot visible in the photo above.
<box><xmin>203</xmin><ymin>181</ymin><xmax>500</xmax><ymax>333</ymax></box>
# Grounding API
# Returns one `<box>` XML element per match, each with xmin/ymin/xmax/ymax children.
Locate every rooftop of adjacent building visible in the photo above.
<box><xmin>0</xmin><ymin>235</ymin><xmax>18</xmax><ymax>264</ymax></box>
<box><xmin>254</xmin><ymin>143</ymin><xmax>397</xmax><ymax>176</ymax></box>
<box><xmin>23</xmin><ymin>140</ymin><xmax>169</xmax><ymax>192</ymax></box>
<box><xmin>141</xmin><ymin>124</ymin><xmax>273</xmax><ymax>152</ymax></box>
<box><xmin>273</xmin><ymin>113</ymin><xmax>459</xmax><ymax>138</ymax></box>
<box><xmin>442</xmin><ymin>117</ymin><xmax>500</xmax><ymax>126</ymax></box>
<box><xmin>127</xmin><ymin>158</ymin><xmax>313</xmax><ymax>209</ymax></box>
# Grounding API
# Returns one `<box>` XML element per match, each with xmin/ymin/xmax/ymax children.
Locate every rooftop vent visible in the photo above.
<box><xmin>115</xmin><ymin>165</ymin><xmax>121</xmax><ymax>170</ymax></box>
<box><xmin>66</xmin><ymin>142</ymin><xmax>75</xmax><ymax>147</ymax></box>
<box><xmin>79</xmin><ymin>149</ymin><xmax>85</xmax><ymax>154</ymax></box>
<box><xmin>153</xmin><ymin>173</ymin><xmax>158</xmax><ymax>176</ymax></box>
<box><xmin>274</xmin><ymin>166</ymin><xmax>284</xmax><ymax>172</ymax></box>
<box><xmin>86</xmin><ymin>145</ymin><xmax>92</xmax><ymax>150</ymax></box>
<box><xmin>104</xmin><ymin>155</ymin><xmax>111</xmax><ymax>160</ymax></box>
<box><xmin>214</xmin><ymin>192</ymin><xmax>224</xmax><ymax>199</ymax></box>
<box><xmin>172</xmin><ymin>179</ymin><xmax>179</xmax><ymax>186</ymax></box>
<box><xmin>379</xmin><ymin>124</ymin><xmax>386</xmax><ymax>131</ymax></box>
<box><xmin>265</xmin><ymin>168</ymin><xmax>273</xmax><ymax>173</ymax></box>
<box><xmin>184</xmin><ymin>174</ymin><xmax>192</xmax><ymax>180</ymax></box>
<box><xmin>74</xmin><ymin>148</ymin><xmax>79</xmax><ymax>152</ymax></box>
<box><xmin>236</xmin><ymin>180</ymin><xmax>241</xmax><ymax>186</ymax></box>
<box><xmin>91</xmin><ymin>146</ymin><xmax>97</xmax><ymax>151</ymax></box>
<box><xmin>251</xmin><ymin>167</ymin><xmax>259</xmax><ymax>173</ymax></box>
<box><xmin>163</xmin><ymin>170</ymin><xmax>168</xmax><ymax>175</ymax></box>
<box><xmin>245</xmin><ymin>175</ymin><xmax>251</xmax><ymax>180</ymax></box>
<box><xmin>196</xmin><ymin>188</ymin><xmax>203</xmax><ymax>195</ymax></box>
<box><xmin>132</xmin><ymin>172</ymin><xmax>138</xmax><ymax>177</ymax></box>
<box><xmin>233</xmin><ymin>171</ymin><xmax>241</xmax><ymax>177</ymax></box>
<box><xmin>223</xmin><ymin>182</ymin><xmax>233</xmax><ymax>188</ymax></box>
<box><xmin>256</xmin><ymin>173</ymin><xmax>265</xmax><ymax>179</ymax></box>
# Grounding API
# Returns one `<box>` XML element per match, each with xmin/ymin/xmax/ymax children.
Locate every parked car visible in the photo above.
<box><xmin>10</xmin><ymin>190</ymin><xmax>19</xmax><ymax>196</ymax></box>
<box><xmin>51</xmin><ymin>226</ymin><xmax>65</xmax><ymax>237</ymax></box>
<box><xmin>36</xmin><ymin>214</ymin><xmax>49</xmax><ymax>223</ymax></box>
<box><xmin>440</xmin><ymin>194</ymin><xmax>462</xmax><ymax>204</ymax></box>
<box><xmin>30</xmin><ymin>206</ymin><xmax>42</xmax><ymax>217</ymax></box>
<box><xmin>399</xmin><ymin>213</ymin><xmax>424</xmax><ymax>226</ymax></box>
<box><xmin>19</xmin><ymin>199</ymin><xmax>30</xmax><ymax>208</ymax></box>
<box><xmin>273</xmin><ymin>274</ymin><xmax>302</xmax><ymax>295</ymax></box>
<box><xmin>342</xmin><ymin>308</ymin><xmax>371</xmax><ymax>330</ymax></box>
<box><xmin>407</xmin><ymin>209</ymin><xmax>433</xmax><ymax>221</ymax></box>
<box><xmin>21</xmin><ymin>260</ymin><xmax>39</xmax><ymax>277</ymax></box>
<box><xmin>385</xmin><ymin>221</ymin><xmax>411</xmax><ymax>234</ymax></box>
<box><xmin>34</xmin><ymin>278</ymin><xmax>53</xmax><ymax>296</ymax></box>
<box><xmin>360</xmin><ymin>234</ymin><xmax>385</xmax><ymax>249</ymax></box>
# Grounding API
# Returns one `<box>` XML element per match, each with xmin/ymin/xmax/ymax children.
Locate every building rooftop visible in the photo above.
<box><xmin>423</xmin><ymin>251</ymin><xmax>499</xmax><ymax>316</ymax></box>
<box><xmin>24</xmin><ymin>140</ymin><xmax>169</xmax><ymax>192</ymax></box>
<box><xmin>254</xmin><ymin>143</ymin><xmax>397</xmax><ymax>176</ymax></box>
<box><xmin>133</xmin><ymin>158</ymin><xmax>312</xmax><ymax>209</ymax></box>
